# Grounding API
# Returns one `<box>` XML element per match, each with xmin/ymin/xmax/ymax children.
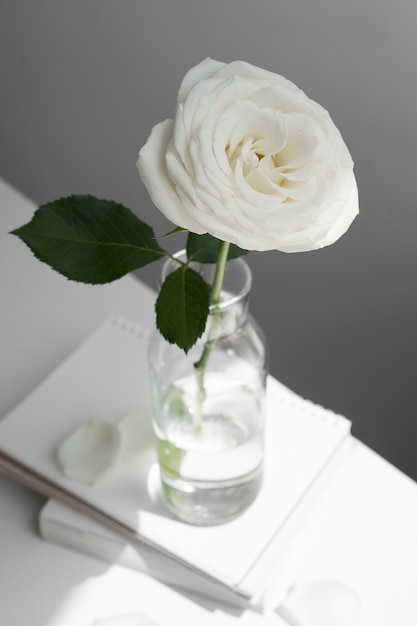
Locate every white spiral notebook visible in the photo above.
<box><xmin>0</xmin><ymin>315</ymin><xmax>351</xmax><ymax>607</ymax></box>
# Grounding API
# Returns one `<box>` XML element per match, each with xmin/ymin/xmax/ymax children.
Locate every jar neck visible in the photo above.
<box><xmin>159</xmin><ymin>250</ymin><xmax>252</xmax><ymax>335</ymax></box>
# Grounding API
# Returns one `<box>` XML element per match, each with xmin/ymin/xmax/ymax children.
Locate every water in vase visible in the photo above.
<box><xmin>153</xmin><ymin>372</ymin><xmax>264</xmax><ymax>525</ymax></box>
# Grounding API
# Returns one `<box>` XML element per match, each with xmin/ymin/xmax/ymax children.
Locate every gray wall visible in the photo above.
<box><xmin>1</xmin><ymin>1</ymin><xmax>417</xmax><ymax>479</ymax></box>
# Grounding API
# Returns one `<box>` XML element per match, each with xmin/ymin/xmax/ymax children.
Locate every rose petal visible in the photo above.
<box><xmin>117</xmin><ymin>407</ymin><xmax>154</xmax><ymax>457</ymax></box>
<box><xmin>176</xmin><ymin>57</ymin><xmax>224</xmax><ymax>104</ymax></box>
<box><xmin>137</xmin><ymin>120</ymin><xmax>205</xmax><ymax>234</ymax></box>
<box><xmin>56</xmin><ymin>419</ymin><xmax>121</xmax><ymax>485</ymax></box>
<box><xmin>229</xmin><ymin>109</ymin><xmax>287</xmax><ymax>158</ymax></box>
<box><xmin>277</xmin><ymin>579</ymin><xmax>362</xmax><ymax>626</ymax></box>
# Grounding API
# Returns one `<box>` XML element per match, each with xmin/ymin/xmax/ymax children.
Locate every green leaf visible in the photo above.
<box><xmin>10</xmin><ymin>195</ymin><xmax>165</xmax><ymax>284</ymax></box>
<box><xmin>161</xmin><ymin>226</ymin><xmax>187</xmax><ymax>237</ymax></box>
<box><xmin>155</xmin><ymin>266</ymin><xmax>209</xmax><ymax>352</ymax></box>
<box><xmin>186</xmin><ymin>232</ymin><xmax>247</xmax><ymax>263</ymax></box>
<box><xmin>156</xmin><ymin>438</ymin><xmax>184</xmax><ymax>479</ymax></box>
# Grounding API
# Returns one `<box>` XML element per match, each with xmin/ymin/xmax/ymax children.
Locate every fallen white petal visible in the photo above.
<box><xmin>277</xmin><ymin>579</ymin><xmax>362</xmax><ymax>626</ymax></box>
<box><xmin>56</xmin><ymin>419</ymin><xmax>121</xmax><ymax>485</ymax></box>
<box><xmin>117</xmin><ymin>407</ymin><xmax>154</xmax><ymax>457</ymax></box>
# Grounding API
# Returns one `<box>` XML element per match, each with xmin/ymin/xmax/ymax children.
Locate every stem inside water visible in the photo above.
<box><xmin>193</xmin><ymin>241</ymin><xmax>230</xmax><ymax>430</ymax></box>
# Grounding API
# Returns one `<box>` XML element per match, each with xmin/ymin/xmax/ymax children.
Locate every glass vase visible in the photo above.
<box><xmin>148</xmin><ymin>251</ymin><xmax>268</xmax><ymax>525</ymax></box>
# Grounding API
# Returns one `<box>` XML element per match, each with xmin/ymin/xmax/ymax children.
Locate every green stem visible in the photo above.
<box><xmin>210</xmin><ymin>240</ymin><xmax>231</xmax><ymax>306</ymax></box>
<box><xmin>193</xmin><ymin>241</ymin><xmax>230</xmax><ymax>430</ymax></box>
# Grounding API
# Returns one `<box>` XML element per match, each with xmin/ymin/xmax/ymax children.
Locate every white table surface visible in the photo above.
<box><xmin>1</xmin><ymin>177</ymin><xmax>417</xmax><ymax>626</ymax></box>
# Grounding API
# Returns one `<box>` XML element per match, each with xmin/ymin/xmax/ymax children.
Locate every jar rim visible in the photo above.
<box><xmin>159</xmin><ymin>249</ymin><xmax>252</xmax><ymax>313</ymax></box>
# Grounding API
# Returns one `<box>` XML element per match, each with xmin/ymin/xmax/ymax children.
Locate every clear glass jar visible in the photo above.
<box><xmin>148</xmin><ymin>251</ymin><xmax>268</xmax><ymax>525</ymax></box>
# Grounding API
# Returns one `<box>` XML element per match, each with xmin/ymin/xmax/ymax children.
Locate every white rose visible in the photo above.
<box><xmin>137</xmin><ymin>58</ymin><xmax>358</xmax><ymax>253</ymax></box>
